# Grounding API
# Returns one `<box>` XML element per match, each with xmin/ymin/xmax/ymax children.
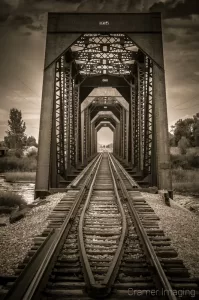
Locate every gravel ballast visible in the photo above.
<box><xmin>142</xmin><ymin>192</ymin><xmax>199</xmax><ymax>279</ymax></box>
<box><xmin>0</xmin><ymin>191</ymin><xmax>199</xmax><ymax>281</ymax></box>
<box><xmin>0</xmin><ymin>193</ymin><xmax>65</xmax><ymax>275</ymax></box>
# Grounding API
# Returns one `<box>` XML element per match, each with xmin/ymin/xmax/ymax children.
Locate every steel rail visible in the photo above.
<box><xmin>111</xmin><ymin>153</ymin><xmax>140</xmax><ymax>189</ymax></box>
<box><xmin>78</xmin><ymin>154</ymin><xmax>127</xmax><ymax>297</ymax></box>
<box><xmin>78</xmin><ymin>155</ymin><xmax>103</xmax><ymax>289</ymax></box>
<box><xmin>5</xmin><ymin>154</ymin><xmax>102</xmax><ymax>300</ymax></box>
<box><xmin>108</xmin><ymin>153</ymin><xmax>178</xmax><ymax>300</ymax></box>
<box><xmin>103</xmin><ymin>155</ymin><xmax>127</xmax><ymax>284</ymax></box>
<box><xmin>70</xmin><ymin>153</ymin><xmax>99</xmax><ymax>188</ymax></box>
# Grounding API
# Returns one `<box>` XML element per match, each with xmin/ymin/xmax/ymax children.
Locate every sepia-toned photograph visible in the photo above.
<box><xmin>0</xmin><ymin>1</ymin><xmax>198</xmax><ymax>299</ymax></box>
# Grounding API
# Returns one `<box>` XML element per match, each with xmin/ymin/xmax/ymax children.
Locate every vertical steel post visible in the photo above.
<box><xmin>134</xmin><ymin>72</ymin><xmax>139</xmax><ymax>171</ymax></box>
<box><xmin>153</xmin><ymin>64</ymin><xmax>172</xmax><ymax>190</ymax></box>
<box><xmin>81</xmin><ymin>110</ymin><xmax>85</xmax><ymax>164</ymax></box>
<box><xmin>143</xmin><ymin>58</ymin><xmax>154</xmax><ymax>182</ymax></box>
<box><xmin>65</xmin><ymin>62</ymin><xmax>73</xmax><ymax>173</ymax></box>
<box><xmin>120</xmin><ymin>107</ymin><xmax>124</xmax><ymax>158</ymax></box>
<box><xmin>123</xmin><ymin>108</ymin><xmax>127</xmax><ymax>161</ymax></box>
<box><xmin>130</xmin><ymin>82</ymin><xmax>136</xmax><ymax>167</ymax></box>
<box><xmin>73</xmin><ymin>83</ymin><xmax>80</xmax><ymax>167</ymax></box>
<box><xmin>35</xmin><ymin>63</ymin><xmax>56</xmax><ymax>198</ymax></box>
<box><xmin>138</xmin><ymin>64</ymin><xmax>145</xmax><ymax>172</ymax></box>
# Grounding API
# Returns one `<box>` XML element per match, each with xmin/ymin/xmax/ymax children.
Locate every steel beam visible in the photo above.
<box><xmin>138</xmin><ymin>64</ymin><xmax>145</xmax><ymax>172</ymax></box>
<box><xmin>35</xmin><ymin>63</ymin><xmax>56</xmax><ymax>198</ymax></box>
<box><xmin>153</xmin><ymin>64</ymin><xmax>172</xmax><ymax>190</ymax></box>
<box><xmin>143</xmin><ymin>58</ymin><xmax>153</xmax><ymax>180</ymax></box>
<box><xmin>36</xmin><ymin>12</ymin><xmax>171</xmax><ymax>196</ymax></box>
<box><xmin>47</xmin><ymin>13</ymin><xmax>162</xmax><ymax>34</ymax></box>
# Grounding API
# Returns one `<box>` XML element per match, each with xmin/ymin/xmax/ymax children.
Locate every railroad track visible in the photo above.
<box><xmin>0</xmin><ymin>153</ymin><xmax>198</xmax><ymax>299</ymax></box>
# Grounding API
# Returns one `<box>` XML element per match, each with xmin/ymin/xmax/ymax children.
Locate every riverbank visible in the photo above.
<box><xmin>0</xmin><ymin>177</ymin><xmax>35</xmax><ymax>204</ymax></box>
<box><xmin>2</xmin><ymin>172</ymin><xmax>36</xmax><ymax>183</ymax></box>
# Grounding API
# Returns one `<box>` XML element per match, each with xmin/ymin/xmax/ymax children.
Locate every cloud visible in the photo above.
<box><xmin>163</xmin><ymin>14</ymin><xmax>199</xmax><ymax>31</ymax></box>
<box><xmin>26</xmin><ymin>24</ymin><xmax>43</xmax><ymax>31</ymax></box>
<box><xmin>150</xmin><ymin>0</ymin><xmax>199</xmax><ymax>19</ymax></box>
<box><xmin>5</xmin><ymin>13</ymin><xmax>45</xmax><ymax>34</ymax></box>
<box><xmin>12</xmin><ymin>0</ymin><xmax>145</xmax><ymax>13</ymax></box>
<box><xmin>0</xmin><ymin>0</ymin><xmax>13</xmax><ymax>22</ymax></box>
<box><xmin>0</xmin><ymin>0</ymin><xmax>145</xmax><ymax>34</ymax></box>
<box><xmin>11</xmin><ymin>14</ymin><xmax>33</xmax><ymax>28</ymax></box>
<box><xmin>163</xmin><ymin>31</ymin><xmax>177</xmax><ymax>43</ymax></box>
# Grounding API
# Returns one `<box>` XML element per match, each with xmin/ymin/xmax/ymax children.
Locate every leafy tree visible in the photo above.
<box><xmin>0</xmin><ymin>141</ymin><xmax>6</xmax><ymax>147</ymax></box>
<box><xmin>27</xmin><ymin>136</ymin><xmax>37</xmax><ymax>147</ymax></box>
<box><xmin>5</xmin><ymin>108</ymin><xmax>26</xmax><ymax>149</ymax></box>
<box><xmin>178</xmin><ymin>136</ymin><xmax>189</xmax><ymax>155</ymax></box>
<box><xmin>193</xmin><ymin>113</ymin><xmax>199</xmax><ymax>146</ymax></box>
<box><xmin>171</xmin><ymin>113</ymin><xmax>199</xmax><ymax>147</ymax></box>
<box><xmin>169</xmin><ymin>132</ymin><xmax>176</xmax><ymax>146</ymax></box>
<box><xmin>174</xmin><ymin>118</ymin><xmax>194</xmax><ymax>146</ymax></box>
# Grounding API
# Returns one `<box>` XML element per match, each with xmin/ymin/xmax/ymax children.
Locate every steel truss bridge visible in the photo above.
<box><xmin>35</xmin><ymin>13</ymin><xmax>172</xmax><ymax>198</ymax></box>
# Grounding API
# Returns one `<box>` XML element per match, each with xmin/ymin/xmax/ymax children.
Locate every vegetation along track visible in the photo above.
<box><xmin>0</xmin><ymin>153</ymin><xmax>198</xmax><ymax>300</ymax></box>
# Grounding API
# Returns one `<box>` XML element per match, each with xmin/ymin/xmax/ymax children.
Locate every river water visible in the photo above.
<box><xmin>0</xmin><ymin>177</ymin><xmax>35</xmax><ymax>204</ymax></box>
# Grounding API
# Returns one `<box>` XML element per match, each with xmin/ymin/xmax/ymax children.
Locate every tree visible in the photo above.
<box><xmin>193</xmin><ymin>113</ymin><xmax>199</xmax><ymax>146</ymax></box>
<box><xmin>27</xmin><ymin>136</ymin><xmax>37</xmax><ymax>147</ymax></box>
<box><xmin>5</xmin><ymin>108</ymin><xmax>26</xmax><ymax>149</ymax></box>
<box><xmin>178</xmin><ymin>136</ymin><xmax>189</xmax><ymax>155</ymax></box>
<box><xmin>173</xmin><ymin>118</ymin><xmax>195</xmax><ymax>146</ymax></box>
<box><xmin>0</xmin><ymin>141</ymin><xmax>6</xmax><ymax>147</ymax></box>
<box><xmin>169</xmin><ymin>132</ymin><xmax>176</xmax><ymax>146</ymax></box>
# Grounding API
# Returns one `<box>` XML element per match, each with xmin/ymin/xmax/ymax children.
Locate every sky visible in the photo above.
<box><xmin>98</xmin><ymin>127</ymin><xmax>113</xmax><ymax>145</ymax></box>
<box><xmin>0</xmin><ymin>0</ymin><xmax>199</xmax><ymax>143</ymax></box>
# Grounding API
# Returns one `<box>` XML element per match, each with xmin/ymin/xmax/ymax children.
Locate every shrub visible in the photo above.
<box><xmin>7</xmin><ymin>149</ymin><xmax>17</xmax><ymax>157</ymax></box>
<box><xmin>0</xmin><ymin>156</ymin><xmax>37</xmax><ymax>172</ymax></box>
<box><xmin>172</xmin><ymin>169</ymin><xmax>199</xmax><ymax>195</ymax></box>
<box><xmin>170</xmin><ymin>152</ymin><xmax>199</xmax><ymax>169</ymax></box>
<box><xmin>0</xmin><ymin>191</ymin><xmax>26</xmax><ymax>208</ymax></box>
<box><xmin>170</xmin><ymin>154</ymin><xmax>190</xmax><ymax>169</ymax></box>
<box><xmin>186</xmin><ymin>153</ymin><xmax>199</xmax><ymax>168</ymax></box>
<box><xmin>4</xmin><ymin>172</ymin><xmax>36</xmax><ymax>182</ymax></box>
<box><xmin>178</xmin><ymin>136</ymin><xmax>189</xmax><ymax>155</ymax></box>
<box><xmin>15</xmin><ymin>149</ymin><xmax>23</xmax><ymax>158</ymax></box>
<box><xmin>25</xmin><ymin>146</ymin><xmax>38</xmax><ymax>158</ymax></box>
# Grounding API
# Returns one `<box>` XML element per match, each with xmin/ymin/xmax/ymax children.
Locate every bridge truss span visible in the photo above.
<box><xmin>35</xmin><ymin>13</ymin><xmax>172</xmax><ymax>198</ymax></box>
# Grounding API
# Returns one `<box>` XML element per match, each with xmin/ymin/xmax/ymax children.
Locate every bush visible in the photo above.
<box><xmin>170</xmin><ymin>152</ymin><xmax>199</xmax><ymax>169</ymax></box>
<box><xmin>7</xmin><ymin>149</ymin><xmax>17</xmax><ymax>157</ymax></box>
<box><xmin>4</xmin><ymin>172</ymin><xmax>36</xmax><ymax>182</ymax></box>
<box><xmin>15</xmin><ymin>149</ymin><xmax>23</xmax><ymax>158</ymax></box>
<box><xmin>25</xmin><ymin>146</ymin><xmax>38</xmax><ymax>158</ymax></box>
<box><xmin>0</xmin><ymin>156</ymin><xmax>37</xmax><ymax>172</ymax></box>
<box><xmin>186</xmin><ymin>153</ymin><xmax>199</xmax><ymax>168</ymax></box>
<box><xmin>0</xmin><ymin>191</ymin><xmax>26</xmax><ymax>208</ymax></box>
<box><xmin>170</xmin><ymin>154</ymin><xmax>190</xmax><ymax>169</ymax></box>
<box><xmin>178</xmin><ymin>136</ymin><xmax>189</xmax><ymax>155</ymax></box>
<box><xmin>172</xmin><ymin>169</ymin><xmax>199</xmax><ymax>195</ymax></box>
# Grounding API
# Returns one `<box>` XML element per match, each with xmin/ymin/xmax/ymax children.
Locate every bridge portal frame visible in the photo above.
<box><xmin>35</xmin><ymin>12</ymin><xmax>172</xmax><ymax>198</ymax></box>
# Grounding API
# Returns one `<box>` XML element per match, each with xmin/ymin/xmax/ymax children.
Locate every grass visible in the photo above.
<box><xmin>0</xmin><ymin>191</ymin><xmax>26</xmax><ymax>208</ymax></box>
<box><xmin>4</xmin><ymin>172</ymin><xmax>36</xmax><ymax>182</ymax></box>
<box><xmin>0</xmin><ymin>156</ymin><xmax>37</xmax><ymax>172</ymax></box>
<box><xmin>172</xmin><ymin>169</ymin><xmax>199</xmax><ymax>195</ymax></box>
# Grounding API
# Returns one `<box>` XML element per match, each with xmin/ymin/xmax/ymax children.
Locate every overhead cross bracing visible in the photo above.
<box><xmin>71</xmin><ymin>33</ymin><xmax>138</xmax><ymax>76</ymax></box>
<box><xmin>35</xmin><ymin>13</ymin><xmax>172</xmax><ymax>198</ymax></box>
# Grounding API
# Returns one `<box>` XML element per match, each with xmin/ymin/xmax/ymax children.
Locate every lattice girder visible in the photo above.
<box><xmin>71</xmin><ymin>33</ymin><xmax>139</xmax><ymax>76</ymax></box>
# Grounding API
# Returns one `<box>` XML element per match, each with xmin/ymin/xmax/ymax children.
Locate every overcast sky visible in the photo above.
<box><xmin>0</xmin><ymin>0</ymin><xmax>199</xmax><ymax>142</ymax></box>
